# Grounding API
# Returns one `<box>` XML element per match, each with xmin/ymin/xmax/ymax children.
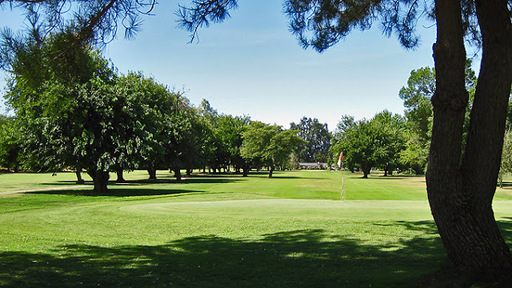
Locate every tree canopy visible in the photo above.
<box><xmin>241</xmin><ymin>122</ymin><xmax>302</xmax><ymax>178</ymax></box>
<box><xmin>290</xmin><ymin>117</ymin><xmax>331</xmax><ymax>163</ymax></box>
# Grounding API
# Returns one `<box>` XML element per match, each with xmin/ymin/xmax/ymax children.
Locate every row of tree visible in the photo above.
<box><xmin>0</xmin><ymin>33</ymin><xmax>488</xmax><ymax>192</ymax></box>
<box><xmin>0</xmin><ymin>33</ymin><xmax>303</xmax><ymax>193</ymax></box>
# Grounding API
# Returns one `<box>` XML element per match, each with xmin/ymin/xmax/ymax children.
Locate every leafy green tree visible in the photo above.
<box><xmin>3</xmin><ymin>32</ymin><xmax>154</xmax><ymax>192</ymax></box>
<box><xmin>197</xmin><ymin>101</ymin><xmax>251</xmax><ymax>175</ymax></box>
<box><xmin>116</xmin><ymin>73</ymin><xmax>188</xmax><ymax>180</ymax></box>
<box><xmin>331</xmin><ymin>111</ymin><xmax>405</xmax><ymax>178</ymax></box>
<box><xmin>336</xmin><ymin>119</ymin><xmax>377</xmax><ymax>178</ymax></box>
<box><xmin>3</xmin><ymin>32</ymin><xmax>117</xmax><ymax>183</ymax></box>
<box><xmin>241</xmin><ymin>122</ymin><xmax>302</xmax><ymax>178</ymax></box>
<box><xmin>399</xmin><ymin>67</ymin><xmax>435</xmax><ymax>144</ymax></box>
<box><xmin>372</xmin><ymin>110</ymin><xmax>406</xmax><ymax>176</ymax></box>
<box><xmin>290</xmin><ymin>117</ymin><xmax>331</xmax><ymax>163</ymax></box>
<box><xmin>0</xmin><ymin>116</ymin><xmax>21</xmax><ymax>172</ymax></box>
<box><xmin>215</xmin><ymin>114</ymin><xmax>251</xmax><ymax>175</ymax></box>
<box><xmin>166</xmin><ymin>96</ymin><xmax>207</xmax><ymax>180</ymax></box>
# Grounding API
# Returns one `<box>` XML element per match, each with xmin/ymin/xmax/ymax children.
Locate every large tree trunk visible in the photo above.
<box><xmin>88</xmin><ymin>170</ymin><xmax>109</xmax><ymax>194</ymax></box>
<box><xmin>268</xmin><ymin>166</ymin><xmax>274</xmax><ymax>178</ymax></box>
<box><xmin>428</xmin><ymin>0</ymin><xmax>512</xmax><ymax>282</ymax></box>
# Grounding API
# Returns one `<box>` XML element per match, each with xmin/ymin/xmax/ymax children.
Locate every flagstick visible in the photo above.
<box><xmin>341</xmin><ymin>163</ymin><xmax>345</xmax><ymax>200</ymax></box>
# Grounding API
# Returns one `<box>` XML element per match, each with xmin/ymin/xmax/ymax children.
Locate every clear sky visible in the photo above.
<box><xmin>0</xmin><ymin>1</ymin><xmax>438</xmax><ymax>131</ymax></box>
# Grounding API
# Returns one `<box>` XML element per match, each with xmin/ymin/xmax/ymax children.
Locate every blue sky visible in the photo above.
<box><xmin>0</xmin><ymin>1</ymin><xmax>438</xmax><ymax>130</ymax></box>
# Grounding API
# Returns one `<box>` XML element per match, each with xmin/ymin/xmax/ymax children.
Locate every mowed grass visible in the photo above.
<box><xmin>1</xmin><ymin>170</ymin><xmax>512</xmax><ymax>287</ymax></box>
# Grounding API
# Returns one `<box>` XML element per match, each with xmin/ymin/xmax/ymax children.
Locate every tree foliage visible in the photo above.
<box><xmin>0</xmin><ymin>0</ymin><xmax>157</xmax><ymax>52</ymax></box>
<box><xmin>331</xmin><ymin>110</ymin><xmax>405</xmax><ymax>178</ymax></box>
<box><xmin>241</xmin><ymin>122</ymin><xmax>302</xmax><ymax>178</ymax></box>
<box><xmin>0</xmin><ymin>115</ymin><xmax>21</xmax><ymax>171</ymax></box>
<box><xmin>290</xmin><ymin>117</ymin><xmax>331</xmax><ymax>163</ymax></box>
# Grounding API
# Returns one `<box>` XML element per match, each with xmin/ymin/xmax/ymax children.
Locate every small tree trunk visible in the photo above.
<box><xmin>174</xmin><ymin>168</ymin><xmax>182</xmax><ymax>181</ymax></box>
<box><xmin>75</xmin><ymin>166</ymin><xmax>84</xmax><ymax>184</ymax></box>
<box><xmin>362</xmin><ymin>168</ymin><xmax>370</xmax><ymax>178</ymax></box>
<box><xmin>268</xmin><ymin>166</ymin><xmax>274</xmax><ymax>178</ymax></box>
<box><xmin>242</xmin><ymin>164</ymin><xmax>249</xmax><ymax>177</ymax></box>
<box><xmin>186</xmin><ymin>168</ymin><xmax>192</xmax><ymax>176</ymax></box>
<box><xmin>361</xmin><ymin>163</ymin><xmax>371</xmax><ymax>178</ymax></box>
<box><xmin>147</xmin><ymin>168</ymin><xmax>157</xmax><ymax>181</ymax></box>
<box><xmin>116</xmin><ymin>169</ymin><xmax>125</xmax><ymax>183</ymax></box>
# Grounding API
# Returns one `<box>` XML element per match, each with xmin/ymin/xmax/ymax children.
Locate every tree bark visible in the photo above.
<box><xmin>268</xmin><ymin>166</ymin><xmax>274</xmax><ymax>178</ymax></box>
<box><xmin>75</xmin><ymin>166</ymin><xmax>84</xmax><ymax>184</ymax></box>
<box><xmin>428</xmin><ymin>0</ymin><xmax>512</xmax><ymax>282</ymax></box>
<box><xmin>147</xmin><ymin>168</ymin><xmax>157</xmax><ymax>181</ymax></box>
<box><xmin>88</xmin><ymin>170</ymin><xmax>109</xmax><ymax>194</ymax></box>
<box><xmin>116</xmin><ymin>168</ymin><xmax>125</xmax><ymax>183</ymax></box>
<box><xmin>174</xmin><ymin>168</ymin><xmax>182</xmax><ymax>181</ymax></box>
<box><xmin>361</xmin><ymin>163</ymin><xmax>370</xmax><ymax>178</ymax></box>
<box><xmin>242</xmin><ymin>164</ymin><xmax>249</xmax><ymax>177</ymax></box>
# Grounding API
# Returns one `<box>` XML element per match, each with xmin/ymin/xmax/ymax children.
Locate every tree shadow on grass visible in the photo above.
<box><xmin>350</xmin><ymin>175</ymin><xmax>424</xmax><ymax>180</ymax></box>
<box><xmin>40</xmin><ymin>176</ymin><xmax>243</xmax><ymax>187</ymax></box>
<box><xmin>497</xmin><ymin>182</ymin><xmax>512</xmax><ymax>189</ymax></box>
<box><xmin>26</xmin><ymin>188</ymin><xmax>203</xmax><ymax>197</ymax></box>
<box><xmin>0</xmin><ymin>221</ymin><xmax>464</xmax><ymax>288</ymax></box>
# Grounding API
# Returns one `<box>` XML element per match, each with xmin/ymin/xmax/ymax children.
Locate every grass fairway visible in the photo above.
<box><xmin>1</xmin><ymin>170</ymin><xmax>511</xmax><ymax>287</ymax></box>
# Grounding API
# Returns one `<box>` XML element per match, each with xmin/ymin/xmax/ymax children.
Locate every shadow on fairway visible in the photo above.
<box><xmin>498</xmin><ymin>182</ymin><xmax>512</xmax><ymax>189</ymax></box>
<box><xmin>350</xmin><ymin>175</ymin><xmax>423</xmax><ymax>180</ymax></box>
<box><xmin>0</xmin><ymin>221</ymin><xmax>468</xmax><ymax>288</ymax></box>
<box><xmin>26</xmin><ymin>188</ymin><xmax>202</xmax><ymax>197</ymax></box>
<box><xmin>40</xmin><ymin>176</ymin><xmax>243</xmax><ymax>186</ymax></box>
<box><xmin>2</xmin><ymin>220</ymin><xmax>510</xmax><ymax>287</ymax></box>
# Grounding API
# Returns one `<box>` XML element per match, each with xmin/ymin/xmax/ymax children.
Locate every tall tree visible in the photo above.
<box><xmin>290</xmin><ymin>117</ymin><xmax>331</xmax><ymax>163</ymax></box>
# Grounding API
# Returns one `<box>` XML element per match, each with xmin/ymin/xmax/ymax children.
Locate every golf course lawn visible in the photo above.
<box><xmin>1</xmin><ymin>170</ymin><xmax>511</xmax><ymax>287</ymax></box>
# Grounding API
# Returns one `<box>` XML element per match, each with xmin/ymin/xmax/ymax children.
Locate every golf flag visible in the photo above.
<box><xmin>338</xmin><ymin>151</ymin><xmax>345</xmax><ymax>200</ymax></box>
<box><xmin>337</xmin><ymin>152</ymin><xmax>344</xmax><ymax>167</ymax></box>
